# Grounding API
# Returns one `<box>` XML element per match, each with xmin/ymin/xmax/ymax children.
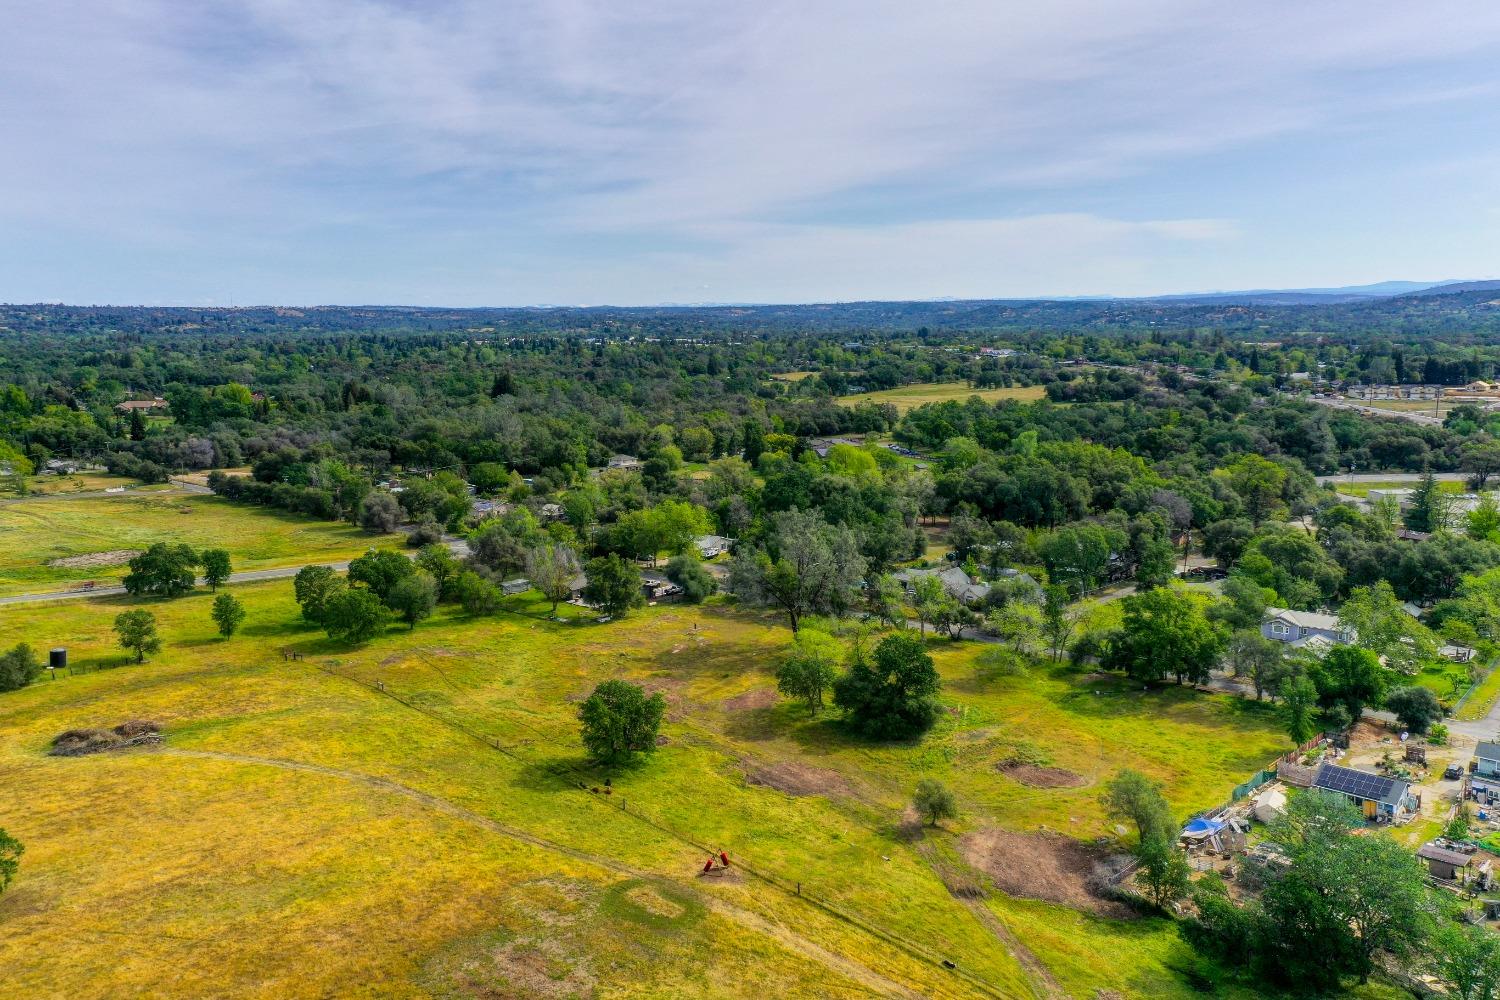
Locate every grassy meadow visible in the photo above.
<box><xmin>0</xmin><ymin>492</ymin><xmax>401</xmax><ymax>596</ymax></box>
<box><xmin>0</xmin><ymin>564</ymin><xmax>1345</xmax><ymax>1000</ymax></box>
<box><xmin>837</xmin><ymin>383</ymin><xmax>1047</xmax><ymax>413</ymax></box>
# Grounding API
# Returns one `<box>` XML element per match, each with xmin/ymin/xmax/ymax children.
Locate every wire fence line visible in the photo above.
<box><xmin>299</xmin><ymin>652</ymin><xmax>1016</xmax><ymax>999</ymax></box>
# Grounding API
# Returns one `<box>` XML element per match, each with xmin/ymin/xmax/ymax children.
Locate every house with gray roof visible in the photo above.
<box><xmin>892</xmin><ymin>566</ymin><xmax>991</xmax><ymax>605</ymax></box>
<box><xmin>1474</xmin><ymin>741</ymin><xmax>1500</xmax><ymax>780</ymax></box>
<box><xmin>1261</xmin><ymin>607</ymin><xmax>1353</xmax><ymax>650</ymax></box>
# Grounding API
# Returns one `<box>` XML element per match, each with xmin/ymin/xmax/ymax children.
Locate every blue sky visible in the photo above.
<box><xmin>3</xmin><ymin>1</ymin><xmax>1500</xmax><ymax>306</ymax></box>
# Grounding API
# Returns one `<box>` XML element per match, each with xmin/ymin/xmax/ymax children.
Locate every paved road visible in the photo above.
<box><xmin>0</xmin><ymin>538</ymin><xmax>470</xmax><ymax>607</ymax></box>
<box><xmin>1306</xmin><ymin>395</ymin><xmax>1446</xmax><ymax>426</ymax></box>
<box><xmin>1316</xmin><ymin>472</ymin><xmax>1469</xmax><ymax>486</ymax></box>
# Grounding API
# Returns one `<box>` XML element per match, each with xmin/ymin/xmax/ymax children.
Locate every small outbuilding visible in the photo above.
<box><xmin>1418</xmin><ymin>842</ymin><xmax>1475</xmax><ymax>882</ymax></box>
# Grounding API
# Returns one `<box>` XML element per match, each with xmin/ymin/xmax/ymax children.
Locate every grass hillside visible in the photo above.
<box><xmin>0</xmin><ymin>493</ymin><xmax>400</xmax><ymax>596</ymax></box>
<box><xmin>0</xmin><ymin>576</ymin><xmax>1370</xmax><ymax>1000</ymax></box>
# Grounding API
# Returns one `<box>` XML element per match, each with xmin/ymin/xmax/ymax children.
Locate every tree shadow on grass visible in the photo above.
<box><xmin>509</xmin><ymin>749</ymin><xmax>651</xmax><ymax>796</ymax></box>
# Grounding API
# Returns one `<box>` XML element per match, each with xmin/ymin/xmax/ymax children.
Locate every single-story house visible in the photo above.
<box><xmin>1474</xmin><ymin>741</ymin><xmax>1500</xmax><ymax>780</ymax></box>
<box><xmin>1312</xmin><ymin>762</ymin><xmax>1417</xmax><ymax>822</ymax></box>
<box><xmin>607</xmin><ymin>454</ymin><xmax>642</xmax><ymax>471</ymax></box>
<box><xmin>1418</xmin><ymin>841</ymin><xmax>1475</xmax><ymax>882</ymax></box>
<box><xmin>694</xmin><ymin>534</ymin><xmax>735</xmax><ymax>559</ymax></box>
<box><xmin>471</xmin><ymin>499</ymin><xmax>512</xmax><ymax>519</ymax></box>
<box><xmin>539</xmin><ymin>502</ymin><xmax>565</xmax><ymax>521</ymax></box>
<box><xmin>500</xmin><ymin>578</ymin><xmax>530</xmax><ymax>595</ymax></box>
<box><xmin>115</xmin><ymin>397</ymin><xmax>167</xmax><ymax>413</ymax></box>
<box><xmin>1441</xmin><ymin>643</ymin><xmax>1478</xmax><ymax>663</ymax></box>
<box><xmin>1261</xmin><ymin>608</ymin><xmax>1353</xmax><ymax>649</ymax></box>
<box><xmin>892</xmin><ymin>566</ymin><xmax>991</xmax><ymax>605</ymax></box>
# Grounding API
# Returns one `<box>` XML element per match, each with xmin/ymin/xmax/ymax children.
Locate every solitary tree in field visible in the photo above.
<box><xmin>200</xmin><ymin>549</ymin><xmax>232</xmax><ymax>592</ymax></box>
<box><xmin>913</xmin><ymin>778</ymin><xmax>958</xmax><ymax>828</ymax></box>
<box><xmin>577</xmin><ymin>679</ymin><xmax>666</xmax><ymax>765</ymax></box>
<box><xmin>114</xmin><ymin>609</ymin><xmax>162</xmax><ymax>663</ymax></box>
<box><xmin>0</xmin><ymin>827</ymin><xmax>21</xmax><ymax>894</ymax></box>
<box><xmin>775</xmin><ymin>628</ymin><xmax>841</xmax><ymax>717</ymax></box>
<box><xmin>211</xmin><ymin>593</ymin><xmax>245</xmax><ymax>638</ymax></box>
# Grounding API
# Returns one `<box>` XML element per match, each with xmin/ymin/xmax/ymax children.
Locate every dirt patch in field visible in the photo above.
<box><xmin>45</xmin><ymin>549</ymin><xmax>139</xmax><ymax>569</ymax></box>
<box><xmin>998</xmin><ymin>762</ymin><xmax>1090</xmax><ymax>788</ymax></box>
<box><xmin>962</xmin><ymin>827</ymin><xmax>1134</xmax><ymax>918</ymax></box>
<box><xmin>721</xmin><ymin>687</ymin><xmax>777</xmax><ymax>712</ymax></box>
<box><xmin>49</xmin><ymin>720</ymin><xmax>162</xmax><ymax>756</ymax></box>
<box><xmin>452</xmin><ymin>941</ymin><xmax>595</xmax><ymax>999</ymax></box>
<box><xmin>744</xmin><ymin>760</ymin><xmax>854</xmax><ymax>799</ymax></box>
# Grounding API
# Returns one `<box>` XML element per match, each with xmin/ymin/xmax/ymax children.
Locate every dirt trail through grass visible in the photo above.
<box><xmin>912</xmin><ymin>839</ymin><xmax>1064</xmax><ymax>1000</ymax></box>
<box><xmin>162</xmin><ymin>748</ymin><xmax>929</xmax><ymax>1000</ymax></box>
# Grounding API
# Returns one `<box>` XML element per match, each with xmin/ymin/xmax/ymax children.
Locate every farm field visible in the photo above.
<box><xmin>837</xmin><ymin>383</ymin><xmax>1047</xmax><ymax>412</ymax></box>
<box><xmin>0</xmin><ymin>581</ymin><xmax>1346</xmax><ymax>1000</ymax></box>
<box><xmin>0</xmin><ymin>493</ymin><xmax>401</xmax><ymax>597</ymax></box>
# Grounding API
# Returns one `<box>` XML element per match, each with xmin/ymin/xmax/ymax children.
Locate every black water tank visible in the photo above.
<box><xmin>49</xmin><ymin>648</ymin><xmax>66</xmax><ymax>670</ymax></box>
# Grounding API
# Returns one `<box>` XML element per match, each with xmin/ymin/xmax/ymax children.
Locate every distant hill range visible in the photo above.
<box><xmin>1142</xmin><ymin>278</ymin><xmax>1500</xmax><ymax>306</ymax></box>
<box><xmin>5</xmin><ymin>279</ymin><xmax>1500</xmax><ymax>338</ymax></box>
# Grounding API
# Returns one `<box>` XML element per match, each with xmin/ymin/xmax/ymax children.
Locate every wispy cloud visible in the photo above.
<box><xmin>1</xmin><ymin>1</ymin><xmax>1499</xmax><ymax>303</ymax></box>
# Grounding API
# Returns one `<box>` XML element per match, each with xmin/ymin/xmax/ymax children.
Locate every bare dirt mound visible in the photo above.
<box><xmin>45</xmin><ymin>549</ymin><xmax>139</xmax><ymax>569</ymax></box>
<box><xmin>998</xmin><ymin>762</ymin><xmax>1089</xmax><ymax>788</ymax></box>
<box><xmin>722</xmin><ymin>687</ymin><xmax>777</xmax><ymax>712</ymax></box>
<box><xmin>744</xmin><ymin>760</ymin><xmax>853</xmax><ymax>799</ymax></box>
<box><xmin>962</xmin><ymin>827</ymin><xmax>1134</xmax><ymax>918</ymax></box>
<box><xmin>50</xmin><ymin>720</ymin><xmax>162</xmax><ymax>756</ymax></box>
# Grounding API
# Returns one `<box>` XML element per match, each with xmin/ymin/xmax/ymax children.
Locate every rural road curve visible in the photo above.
<box><xmin>0</xmin><ymin>538</ymin><xmax>471</xmax><ymax>607</ymax></box>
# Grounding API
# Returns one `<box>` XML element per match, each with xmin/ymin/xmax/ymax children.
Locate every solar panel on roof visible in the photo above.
<box><xmin>1315</xmin><ymin>764</ymin><xmax>1395</xmax><ymax>801</ymax></box>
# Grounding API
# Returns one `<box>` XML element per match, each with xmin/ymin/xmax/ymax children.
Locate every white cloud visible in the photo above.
<box><xmin>1</xmin><ymin>1</ymin><xmax>1499</xmax><ymax>302</ymax></box>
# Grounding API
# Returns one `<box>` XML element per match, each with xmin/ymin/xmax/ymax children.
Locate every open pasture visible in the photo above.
<box><xmin>0</xmin><ymin>576</ymin><xmax>1333</xmax><ymax>999</ymax></box>
<box><xmin>0</xmin><ymin>493</ymin><xmax>400</xmax><ymax>596</ymax></box>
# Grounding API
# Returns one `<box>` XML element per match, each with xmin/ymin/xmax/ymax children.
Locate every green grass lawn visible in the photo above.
<box><xmin>0</xmin><ymin>493</ymin><xmax>402</xmax><ymax>596</ymax></box>
<box><xmin>837</xmin><ymin>382</ymin><xmax>1046</xmax><ymax>412</ymax></box>
<box><xmin>0</xmin><ymin>581</ymin><xmax>1363</xmax><ymax>998</ymax></box>
<box><xmin>1456</xmin><ymin>658</ymin><xmax>1500</xmax><ymax>721</ymax></box>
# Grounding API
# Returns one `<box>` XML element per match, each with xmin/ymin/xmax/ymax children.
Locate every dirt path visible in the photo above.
<box><xmin>912</xmin><ymin>839</ymin><xmax>1065</xmax><ymax>1000</ymax></box>
<box><xmin>161</xmin><ymin>748</ymin><xmax>928</xmax><ymax>1000</ymax></box>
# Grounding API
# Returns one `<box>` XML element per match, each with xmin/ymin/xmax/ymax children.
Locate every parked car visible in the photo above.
<box><xmin>1445</xmin><ymin>764</ymin><xmax>1463</xmax><ymax>781</ymax></box>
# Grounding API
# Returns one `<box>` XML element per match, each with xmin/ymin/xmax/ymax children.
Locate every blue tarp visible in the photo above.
<box><xmin>1183</xmin><ymin>817</ymin><xmax>1226</xmax><ymax>837</ymax></box>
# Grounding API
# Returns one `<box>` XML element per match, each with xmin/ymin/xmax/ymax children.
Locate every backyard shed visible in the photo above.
<box><xmin>1418</xmin><ymin>842</ymin><xmax>1474</xmax><ymax>882</ymax></box>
